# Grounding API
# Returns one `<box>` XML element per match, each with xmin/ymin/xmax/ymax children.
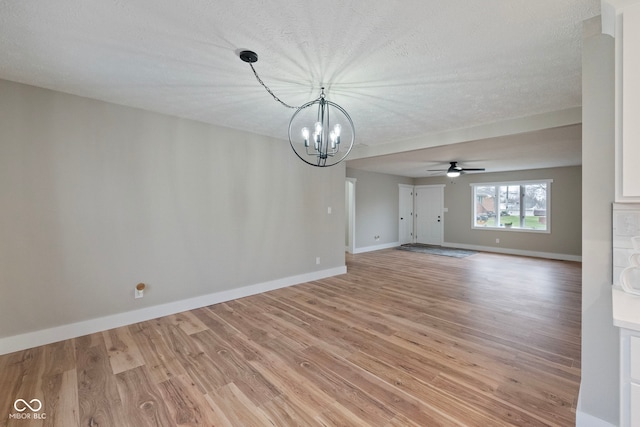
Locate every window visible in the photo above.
<box><xmin>471</xmin><ymin>180</ymin><xmax>552</xmax><ymax>232</ymax></box>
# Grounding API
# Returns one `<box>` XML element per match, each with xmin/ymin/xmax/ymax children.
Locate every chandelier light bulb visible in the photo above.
<box><xmin>333</xmin><ymin>123</ymin><xmax>341</xmax><ymax>137</ymax></box>
<box><xmin>301</xmin><ymin>127</ymin><xmax>310</xmax><ymax>147</ymax></box>
<box><xmin>329</xmin><ymin>130</ymin><xmax>337</xmax><ymax>149</ymax></box>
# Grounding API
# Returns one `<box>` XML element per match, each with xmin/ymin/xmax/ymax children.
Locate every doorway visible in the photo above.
<box><xmin>345</xmin><ymin>178</ymin><xmax>356</xmax><ymax>253</ymax></box>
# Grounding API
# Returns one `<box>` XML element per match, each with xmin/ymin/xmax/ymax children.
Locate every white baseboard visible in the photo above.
<box><xmin>353</xmin><ymin>241</ymin><xmax>401</xmax><ymax>254</ymax></box>
<box><xmin>575</xmin><ymin>385</ymin><xmax>618</xmax><ymax>427</ymax></box>
<box><xmin>576</xmin><ymin>410</ymin><xmax>617</xmax><ymax>427</ymax></box>
<box><xmin>0</xmin><ymin>266</ymin><xmax>347</xmax><ymax>356</ymax></box>
<box><xmin>442</xmin><ymin>242</ymin><xmax>582</xmax><ymax>262</ymax></box>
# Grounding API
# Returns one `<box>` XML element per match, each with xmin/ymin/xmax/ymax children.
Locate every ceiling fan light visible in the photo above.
<box><xmin>447</xmin><ymin>170</ymin><xmax>461</xmax><ymax>178</ymax></box>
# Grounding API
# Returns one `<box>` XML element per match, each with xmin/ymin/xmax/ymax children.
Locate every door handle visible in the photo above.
<box><xmin>401</xmin><ymin>217</ymin><xmax>404</xmax><ymax>220</ymax></box>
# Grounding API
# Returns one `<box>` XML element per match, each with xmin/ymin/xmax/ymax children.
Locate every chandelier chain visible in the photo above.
<box><xmin>249</xmin><ymin>63</ymin><xmax>301</xmax><ymax>110</ymax></box>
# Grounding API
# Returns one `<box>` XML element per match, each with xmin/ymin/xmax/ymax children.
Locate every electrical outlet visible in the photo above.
<box><xmin>316</xmin><ymin>257</ymin><xmax>321</xmax><ymax>265</ymax></box>
<box><xmin>135</xmin><ymin>283</ymin><xmax>145</xmax><ymax>299</ymax></box>
<box><xmin>496</xmin><ymin>238</ymin><xmax>500</xmax><ymax>244</ymax></box>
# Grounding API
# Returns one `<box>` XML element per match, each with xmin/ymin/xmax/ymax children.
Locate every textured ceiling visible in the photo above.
<box><xmin>0</xmin><ymin>0</ymin><xmax>599</xmax><ymax>176</ymax></box>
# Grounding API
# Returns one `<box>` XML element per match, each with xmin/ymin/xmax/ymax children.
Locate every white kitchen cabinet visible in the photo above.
<box><xmin>619</xmin><ymin>2</ymin><xmax>640</xmax><ymax>200</ymax></box>
<box><xmin>604</xmin><ymin>0</ymin><xmax>640</xmax><ymax>202</ymax></box>
<box><xmin>631</xmin><ymin>383</ymin><xmax>640</xmax><ymax>426</ymax></box>
<box><xmin>613</xmin><ymin>287</ymin><xmax>640</xmax><ymax>426</ymax></box>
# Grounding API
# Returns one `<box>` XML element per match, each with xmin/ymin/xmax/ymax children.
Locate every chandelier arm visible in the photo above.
<box><xmin>248</xmin><ymin>63</ymin><xmax>301</xmax><ymax>110</ymax></box>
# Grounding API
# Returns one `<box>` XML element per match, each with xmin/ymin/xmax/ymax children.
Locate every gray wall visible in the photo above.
<box><xmin>580</xmin><ymin>23</ymin><xmax>618</xmax><ymax>424</ymax></box>
<box><xmin>415</xmin><ymin>166</ymin><xmax>582</xmax><ymax>257</ymax></box>
<box><xmin>0</xmin><ymin>79</ymin><xmax>346</xmax><ymax>339</ymax></box>
<box><xmin>346</xmin><ymin>168</ymin><xmax>413</xmax><ymax>249</ymax></box>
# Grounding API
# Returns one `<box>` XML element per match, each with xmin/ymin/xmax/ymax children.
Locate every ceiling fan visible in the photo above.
<box><xmin>428</xmin><ymin>161</ymin><xmax>486</xmax><ymax>177</ymax></box>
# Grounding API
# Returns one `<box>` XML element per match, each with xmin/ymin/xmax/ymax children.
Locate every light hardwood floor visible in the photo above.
<box><xmin>0</xmin><ymin>249</ymin><xmax>581</xmax><ymax>426</ymax></box>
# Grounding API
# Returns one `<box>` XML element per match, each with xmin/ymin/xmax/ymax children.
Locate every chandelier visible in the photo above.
<box><xmin>239</xmin><ymin>50</ymin><xmax>355</xmax><ymax>167</ymax></box>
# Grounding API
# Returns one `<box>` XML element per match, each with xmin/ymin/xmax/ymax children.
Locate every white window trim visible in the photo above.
<box><xmin>469</xmin><ymin>179</ymin><xmax>553</xmax><ymax>187</ymax></box>
<box><xmin>470</xmin><ymin>179</ymin><xmax>552</xmax><ymax>234</ymax></box>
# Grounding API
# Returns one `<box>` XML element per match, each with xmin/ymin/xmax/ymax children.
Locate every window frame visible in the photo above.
<box><xmin>470</xmin><ymin>179</ymin><xmax>553</xmax><ymax>234</ymax></box>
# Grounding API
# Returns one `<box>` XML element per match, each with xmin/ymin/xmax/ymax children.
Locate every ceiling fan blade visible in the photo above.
<box><xmin>426</xmin><ymin>162</ymin><xmax>486</xmax><ymax>174</ymax></box>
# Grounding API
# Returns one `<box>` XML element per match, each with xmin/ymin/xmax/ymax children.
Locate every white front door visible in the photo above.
<box><xmin>399</xmin><ymin>185</ymin><xmax>414</xmax><ymax>244</ymax></box>
<box><xmin>415</xmin><ymin>185</ymin><xmax>444</xmax><ymax>245</ymax></box>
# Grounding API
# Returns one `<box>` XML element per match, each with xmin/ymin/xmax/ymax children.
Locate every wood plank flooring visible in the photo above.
<box><xmin>0</xmin><ymin>249</ymin><xmax>582</xmax><ymax>426</ymax></box>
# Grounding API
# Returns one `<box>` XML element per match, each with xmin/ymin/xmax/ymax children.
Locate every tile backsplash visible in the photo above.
<box><xmin>613</xmin><ymin>203</ymin><xmax>640</xmax><ymax>285</ymax></box>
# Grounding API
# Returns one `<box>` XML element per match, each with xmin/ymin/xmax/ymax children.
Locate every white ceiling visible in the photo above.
<box><xmin>0</xmin><ymin>0</ymin><xmax>598</xmax><ymax>177</ymax></box>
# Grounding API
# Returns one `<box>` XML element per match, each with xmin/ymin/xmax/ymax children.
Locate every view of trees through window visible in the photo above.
<box><xmin>472</xmin><ymin>181</ymin><xmax>550</xmax><ymax>232</ymax></box>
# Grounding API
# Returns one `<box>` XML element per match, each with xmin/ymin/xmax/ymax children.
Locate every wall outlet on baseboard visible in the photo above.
<box><xmin>374</xmin><ymin>235</ymin><xmax>380</xmax><ymax>241</ymax></box>
<box><xmin>496</xmin><ymin>238</ymin><xmax>500</xmax><ymax>244</ymax></box>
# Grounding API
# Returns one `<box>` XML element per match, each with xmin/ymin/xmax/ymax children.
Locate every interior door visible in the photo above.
<box><xmin>399</xmin><ymin>185</ymin><xmax>414</xmax><ymax>244</ymax></box>
<box><xmin>415</xmin><ymin>185</ymin><xmax>444</xmax><ymax>245</ymax></box>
